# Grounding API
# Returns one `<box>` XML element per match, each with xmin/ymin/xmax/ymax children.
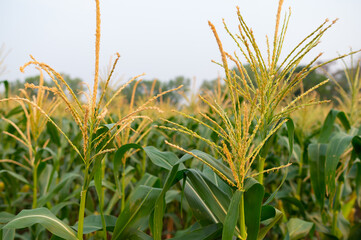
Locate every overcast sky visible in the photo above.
<box><xmin>1</xmin><ymin>0</ymin><xmax>360</xmax><ymax>87</ymax></box>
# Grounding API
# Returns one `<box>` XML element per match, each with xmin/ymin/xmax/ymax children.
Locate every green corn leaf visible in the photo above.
<box><xmin>144</xmin><ymin>146</ymin><xmax>179</xmax><ymax>170</ymax></box>
<box><xmin>179</xmin><ymin>150</ymin><xmax>234</xmax><ymax>183</ymax></box>
<box><xmin>111</xmin><ymin>186</ymin><xmax>161</xmax><ymax>240</ymax></box>
<box><xmin>183</xmin><ymin>180</ymin><xmax>219</xmax><ymax>226</ymax></box>
<box><xmin>37</xmin><ymin>173</ymin><xmax>81</xmax><ymax>207</ymax></box>
<box><xmin>1</xmin><ymin>229</ymin><xmax>14</xmax><ymax>240</ymax></box>
<box><xmin>72</xmin><ymin>215</ymin><xmax>117</xmax><ymax>234</ymax></box>
<box><xmin>2</xmin><ymin>208</ymin><xmax>77</xmax><ymax>240</ymax></box>
<box><xmin>260</xmin><ymin>206</ymin><xmax>276</xmax><ymax>222</ymax></box>
<box><xmin>222</xmin><ymin>190</ymin><xmax>242</xmax><ymax>240</ymax></box>
<box><xmin>286</xmin><ymin>118</ymin><xmax>295</xmax><ymax>160</ymax></box>
<box><xmin>308</xmin><ymin>143</ymin><xmax>327</xmax><ymax>209</ymax></box>
<box><xmin>125</xmin><ymin>230</ymin><xmax>153</xmax><ymax>240</ymax></box>
<box><xmin>0</xmin><ymin>170</ymin><xmax>29</xmax><ymax>184</ymax></box>
<box><xmin>258</xmin><ymin>208</ymin><xmax>283</xmax><ymax>240</ymax></box>
<box><xmin>4</xmin><ymin>105</ymin><xmax>23</xmax><ymax>118</ymax></box>
<box><xmin>186</xmin><ymin>170</ymin><xmax>230</xmax><ymax>223</ymax></box>
<box><xmin>50</xmin><ymin>201</ymin><xmax>78</xmax><ymax>216</ymax></box>
<box><xmin>352</xmin><ymin>136</ymin><xmax>361</xmax><ymax>159</ymax></box>
<box><xmin>134</xmin><ymin>173</ymin><xmax>160</xmax><ymax>189</ymax></box>
<box><xmin>0</xmin><ymin>212</ymin><xmax>14</xmax><ymax>227</ymax></box>
<box><xmin>94</xmin><ymin>161</ymin><xmax>106</xmax><ymax>237</ymax></box>
<box><xmin>244</xmin><ymin>178</ymin><xmax>265</xmax><ymax>240</ymax></box>
<box><xmin>184</xmin><ymin>169</ymin><xmax>241</xmax><ymax>236</ymax></box>
<box><xmin>286</xmin><ymin>218</ymin><xmax>314</xmax><ymax>240</ymax></box>
<box><xmin>152</xmin><ymin>164</ymin><xmax>180</xmax><ymax>240</ymax></box>
<box><xmin>325</xmin><ymin>133</ymin><xmax>353</xmax><ymax>199</ymax></box>
<box><xmin>170</xmin><ymin>223</ymin><xmax>222</xmax><ymax>240</ymax></box>
<box><xmin>113</xmin><ymin>143</ymin><xmax>143</xmax><ymax>194</ymax></box>
<box><xmin>319</xmin><ymin>109</ymin><xmax>351</xmax><ymax>143</ymax></box>
<box><xmin>264</xmin><ymin>119</ymin><xmax>294</xmax><ymax>205</ymax></box>
<box><xmin>46</xmin><ymin>121</ymin><xmax>61</xmax><ymax>146</ymax></box>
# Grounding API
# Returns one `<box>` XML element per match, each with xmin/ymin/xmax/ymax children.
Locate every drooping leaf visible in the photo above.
<box><xmin>50</xmin><ymin>202</ymin><xmax>78</xmax><ymax>216</ymax></box>
<box><xmin>258</xmin><ymin>208</ymin><xmax>283</xmax><ymax>240</ymax></box>
<box><xmin>37</xmin><ymin>173</ymin><xmax>81</xmax><ymax>207</ymax></box>
<box><xmin>179</xmin><ymin>150</ymin><xmax>234</xmax><ymax>183</ymax></box>
<box><xmin>46</xmin><ymin>121</ymin><xmax>61</xmax><ymax>146</ymax></box>
<box><xmin>286</xmin><ymin>218</ymin><xmax>314</xmax><ymax>240</ymax></box>
<box><xmin>260</xmin><ymin>205</ymin><xmax>276</xmax><ymax>222</ymax></box>
<box><xmin>186</xmin><ymin>170</ymin><xmax>229</xmax><ymax>223</ymax></box>
<box><xmin>111</xmin><ymin>186</ymin><xmax>161</xmax><ymax>240</ymax></box>
<box><xmin>144</xmin><ymin>146</ymin><xmax>179</xmax><ymax>170</ymax></box>
<box><xmin>183</xmin><ymin>169</ymin><xmax>242</xmax><ymax>236</ymax></box>
<box><xmin>325</xmin><ymin>133</ymin><xmax>353</xmax><ymax>198</ymax></box>
<box><xmin>183</xmin><ymin>180</ymin><xmax>218</xmax><ymax>226</ymax></box>
<box><xmin>3</xmin><ymin>208</ymin><xmax>77</xmax><ymax>240</ymax></box>
<box><xmin>0</xmin><ymin>170</ymin><xmax>29</xmax><ymax>184</ymax></box>
<box><xmin>134</xmin><ymin>173</ymin><xmax>160</xmax><ymax>189</ymax></box>
<box><xmin>113</xmin><ymin>143</ymin><xmax>143</xmax><ymax>194</ymax></box>
<box><xmin>319</xmin><ymin>109</ymin><xmax>351</xmax><ymax>143</ymax></box>
<box><xmin>72</xmin><ymin>215</ymin><xmax>117</xmax><ymax>234</ymax></box>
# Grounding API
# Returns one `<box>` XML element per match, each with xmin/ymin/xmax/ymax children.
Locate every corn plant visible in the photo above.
<box><xmin>0</xmin><ymin>0</ymin><xmax>179</xmax><ymax>239</ymax></box>
<box><xmin>158</xmin><ymin>0</ymin><xmax>358</xmax><ymax>239</ymax></box>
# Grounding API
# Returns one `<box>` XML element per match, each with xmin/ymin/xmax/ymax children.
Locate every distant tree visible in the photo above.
<box><xmin>199</xmin><ymin>78</ymin><xmax>219</xmax><ymax>93</ymax></box>
<box><xmin>118</xmin><ymin>76</ymin><xmax>190</xmax><ymax>105</ymax></box>
<box><xmin>60</xmin><ymin>74</ymin><xmax>85</xmax><ymax>95</ymax></box>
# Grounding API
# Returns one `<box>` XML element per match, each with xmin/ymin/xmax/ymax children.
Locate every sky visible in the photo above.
<box><xmin>0</xmin><ymin>0</ymin><xmax>361</xmax><ymax>88</ymax></box>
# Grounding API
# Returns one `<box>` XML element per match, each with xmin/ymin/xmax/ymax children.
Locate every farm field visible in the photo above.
<box><xmin>0</xmin><ymin>0</ymin><xmax>361</xmax><ymax>239</ymax></box>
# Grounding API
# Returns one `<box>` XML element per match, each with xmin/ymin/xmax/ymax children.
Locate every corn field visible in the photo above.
<box><xmin>0</xmin><ymin>0</ymin><xmax>361</xmax><ymax>239</ymax></box>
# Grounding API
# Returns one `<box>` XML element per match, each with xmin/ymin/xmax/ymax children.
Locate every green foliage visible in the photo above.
<box><xmin>1</xmin><ymin>0</ymin><xmax>361</xmax><ymax>240</ymax></box>
<box><xmin>3</xmin><ymin>208</ymin><xmax>78</xmax><ymax>240</ymax></box>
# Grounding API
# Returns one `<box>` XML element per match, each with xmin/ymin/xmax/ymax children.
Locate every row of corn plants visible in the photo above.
<box><xmin>1</xmin><ymin>0</ymin><xmax>361</xmax><ymax>239</ymax></box>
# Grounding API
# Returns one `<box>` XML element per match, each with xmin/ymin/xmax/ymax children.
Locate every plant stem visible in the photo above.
<box><xmin>77</xmin><ymin>189</ymin><xmax>87</xmax><ymax>240</ymax></box>
<box><xmin>77</xmin><ymin>166</ymin><xmax>90</xmax><ymax>240</ymax></box>
<box><xmin>104</xmin><ymin>194</ymin><xmax>119</xmax><ymax>215</ymax></box>
<box><xmin>239</xmin><ymin>192</ymin><xmax>247</xmax><ymax>239</ymax></box>
<box><xmin>32</xmin><ymin>163</ymin><xmax>38</xmax><ymax>209</ymax></box>
<box><xmin>332</xmin><ymin>210</ymin><xmax>338</xmax><ymax>236</ymax></box>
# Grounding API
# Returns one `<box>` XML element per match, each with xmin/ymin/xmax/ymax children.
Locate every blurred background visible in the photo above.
<box><xmin>0</xmin><ymin>0</ymin><xmax>360</xmax><ymax>99</ymax></box>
